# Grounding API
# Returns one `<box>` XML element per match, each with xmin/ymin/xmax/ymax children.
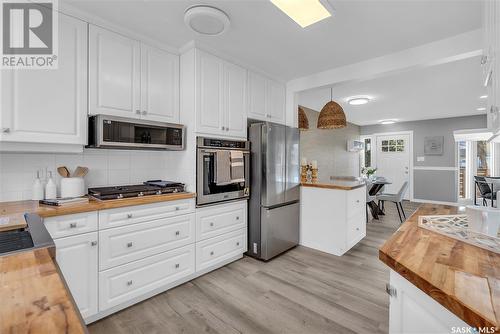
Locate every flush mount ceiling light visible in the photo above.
<box><xmin>184</xmin><ymin>5</ymin><xmax>230</xmax><ymax>36</ymax></box>
<box><xmin>480</xmin><ymin>95</ymin><xmax>488</xmax><ymax>99</ymax></box>
<box><xmin>379</xmin><ymin>120</ymin><xmax>396</xmax><ymax>125</ymax></box>
<box><xmin>347</xmin><ymin>97</ymin><xmax>370</xmax><ymax>105</ymax></box>
<box><xmin>270</xmin><ymin>0</ymin><xmax>332</xmax><ymax>28</ymax></box>
<box><xmin>477</xmin><ymin>107</ymin><xmax>486</xmax><ymax>111</ymax></box>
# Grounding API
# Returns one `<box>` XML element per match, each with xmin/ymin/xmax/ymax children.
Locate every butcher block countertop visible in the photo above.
<box><xmin>0</xmin><ymin>192</ymin><xmax>196</xmax><ymax>218</ymax></box>
<box><xmin>379</xmin><ymin>204</ymin><xmax>500</xmax><ymax>330</ymax></box>
<box><xmin>0</xmin><ymin>248</ymin><xmax>86</xmax><ymax>333</ymax></box>
<box><xmin>301</xmin><ymin>179</ymin><xmax>366</xmax><ymax>190</ymax></box>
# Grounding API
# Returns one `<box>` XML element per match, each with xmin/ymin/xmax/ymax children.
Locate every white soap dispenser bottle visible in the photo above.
<box><xmin>32</xmin><ymin>171</ymin><xmax>44</xmax><ymax>200</ymax></box>
<box><xmin>45</xmin><ymin>171</ymin><xmax>57</xmax><ymax>199</ymax></box>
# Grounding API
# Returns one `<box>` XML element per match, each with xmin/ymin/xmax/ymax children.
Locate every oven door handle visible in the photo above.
<box><xmin>199</xmin><ymin>148</ymin><xmax>250</xmax><ymax>154</ymax></box>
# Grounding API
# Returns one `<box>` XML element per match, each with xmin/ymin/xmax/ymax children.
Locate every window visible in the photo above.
<box><xmin>381</xmin><ymin>139</ymin><xmax>405</xmax><ymax>152</ymax></box>
<box><xmin>458</xmin><ymin>141</ymin><xmax>468</xmax><ymax>199</ymax></box>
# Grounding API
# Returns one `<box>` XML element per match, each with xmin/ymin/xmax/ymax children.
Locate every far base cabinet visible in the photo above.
<box><xmin>0</xmin><ymin>13</ymin><xmax>87</xmax><ymax>146</ymax></box>
<box><xmin>247</xmin><ymin>71</ymin><xmax>286</xmax><ymax>125</ymax></box>
<box><xmin>54</xmin><ymin>232</ymin><xmax>99</xmax><ymax>320</ymax></box>
<box><xmin>388</xmin><ymin>270</ymin><xmax>469</xmax><ymax>334</ymax></box>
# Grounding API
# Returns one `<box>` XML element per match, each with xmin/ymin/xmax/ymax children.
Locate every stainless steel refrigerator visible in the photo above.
<box><xmin>247</xmin><ymin>122</ymin><xmax>300</xmax><ymax>261</ymax></box>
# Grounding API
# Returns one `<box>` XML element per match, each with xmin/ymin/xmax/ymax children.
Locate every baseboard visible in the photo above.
<box><xmin>412</xmin><ymin>198</ymin><xmax>460</xmax><ymax>206</ymax></box>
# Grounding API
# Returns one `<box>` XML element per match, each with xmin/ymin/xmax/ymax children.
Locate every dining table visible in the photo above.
<box><xmin>367</xmin><ymin>178</ymin><xmax>392</xmax><ymax>220</ymax></box>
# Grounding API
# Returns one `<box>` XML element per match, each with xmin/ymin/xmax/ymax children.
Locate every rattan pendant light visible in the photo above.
<box><xmin>317</xmin><ymin>87</ymin><xmax>346</xmax><ymax>129</ymax></box>
<box><xmin>298</xmin><ymin>106</ymin><xmax>309</xmax><ymax>130</ymax></box>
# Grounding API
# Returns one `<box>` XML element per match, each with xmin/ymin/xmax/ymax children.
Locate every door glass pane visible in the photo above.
<box><xmin>458</xmin><ymin>141</ymin><xmax>467</xmax><ymax>199</ymax></box>
<box><xmin>363</xmin><ymin>138</ymin><xmax>371</xmax><ymax>167</ymax></box>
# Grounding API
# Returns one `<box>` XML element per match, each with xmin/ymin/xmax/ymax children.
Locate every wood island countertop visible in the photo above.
<box><xmin>301</xmin><ymin>179</ymin><xmax>366</xmax><ymax>190</ymax></box>
<box><xmin>379</xmin><ymin>204</ymin><xmax>500</xmax><ymax>330</ymax></box>
<box><xmin>0</xmin><ymin>248</ymin><xmax>87</xmax><ymax>333</ymax></box>
<box><xmin>0</xmin><ymin>192</ymin><xmax>196</xmax><ymax>218</ymax></box>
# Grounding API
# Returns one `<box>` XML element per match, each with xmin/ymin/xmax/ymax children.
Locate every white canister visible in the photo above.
<box><xmin>60</xmin><ymin>177</ymin><xmax>85</xmax><ymax>198</ymax></box>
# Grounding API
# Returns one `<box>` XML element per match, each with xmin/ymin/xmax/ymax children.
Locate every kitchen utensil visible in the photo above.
<box><xmin>73</xmin><ymin>166</ymin><xmax>89</xmax><ymax>178</ymax></box>
<box><xmin>57</xmin><ymin>166</ymin><xmax>70</xmax><ymax>178</ymax></box>
<box><xmin>60</xmin><ymin>177</ymin><xmax>85</xmax><ymax>198</ymax></box>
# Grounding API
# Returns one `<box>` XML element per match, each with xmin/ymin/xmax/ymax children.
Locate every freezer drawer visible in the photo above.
<box><xmin>261</xmin><ymin>202</ymin><xmax>299</xmax><ymax>260</ymax></box>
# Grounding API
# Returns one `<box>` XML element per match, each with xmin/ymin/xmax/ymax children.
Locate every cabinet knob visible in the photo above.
<box><xmin>236</xmin><ymin>216</ymin><xmax>239</xmax><ymax>220</ymax></box>
<box><xmin>91</xmin><ymin>241</ymin><xmax>98</xmax><ymax>246</ymax></box>
<box><xmin>142</xmin><ymin>110</ymin><xmax>147</xmax><ymax>115</ymax></box>
<box><xmin>1</xmin><ymin>128</ymin><xmax>10</xmax><ymax>133</ymax></box>
<box><xmin>356</xmin><ymin>227</ymin><xmax>359</xmax><ymax>231</ymax></box>
<box><xmin>127</xmin><ymin>213</ymin><xmax>133</xmax><ymax>219</ymax></box>
<box><xmin>210</xmin><ymin>251</ymin><xmax>214</xmax><ymax>256</ymax></box>
<box><xmin>226</xmin><ymin>127</ymin><xmax>229</xmax><ymax>131</ymax></box>
<box><xmin>385</xmin><ymin>283</ymin><xmax>397</xmax><ymax>298</ymax></box>
<box><xmin>175</xmin><ymin>207</ymin><xmax>180</xmax><ymax>211</ymax></box>
<box><xmin>127</xmin><ymin>242</ymin><xmax>133</xmax><ymax>248</ymax></box>
<box><xmin>175</xmin><ymin>231</ymin><xmax>180</xmax><ymax>236</ymax></box>
<box><xmin>356</xmin><ymin>200</ymin><xmax>360</xmax><ymax>203</ymax></box>
<box><xmin>209</xmin><ymin>222</ymin><xmax>214</xmax><ymax>227</ymax></box>
<box><xmin>136</xmin><ymin>110</ymin><xmax>141</xmax><ymax>115</ymax></box>
<box><xmin>175</xmin><ymin>263</ymin><xmax>180</xmax><ymax>269</ymax></box>
<box><xmin>236</xmin><ymin>242</ymin><xmax>240</xmax><ymax>246</ymax></box>
<box><xmin>221</xmin><ymin>126</ymin><xmax>225</xmax><ymax>130</ymax></box>
<box><xmin>127</xmin><ymin>280</ymin><xmax>133</xmax><ymax>286</ymax></box>
<box><xmin>69</xmin><ymin>223</ymin><xmax>77</xmax><ymax>228</ymax></box>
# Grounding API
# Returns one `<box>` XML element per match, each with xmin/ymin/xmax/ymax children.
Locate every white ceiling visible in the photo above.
<box><xmin>298</xmin><ymin>56</ymin><xmax>487</xmax><ymax>126</ymax></box>
<box><xmin>64</xmin><ymin>0</ymin><xmax>482</xmax><ymax>81</ymax></box>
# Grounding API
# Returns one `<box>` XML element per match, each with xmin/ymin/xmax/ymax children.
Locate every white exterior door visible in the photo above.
<box><xmin>375</xmin><ymin>134</ymin><xmax>411</xmax><ymax>200</ymax></box>
<box><xmin>89</xmin><ymin>25</ymin><xmax>141</xmax><ymax>118</ymax></box>
<box><xmin>54</xmin><ymin>232</ymin><xmax>98</xmax><ymax>320</ymax></box>
<box><xmin>196</xmin><ymin>50</ymin><xmax>224</xmax><ymax>135</ymax></box>
<box><xmin>0</xmin><ymin>13</ymin><xmax>87</xmax><ymax>145</ymax></box>
<box><xmin>141</xmin><ymin>44</ymin><xmax>179</xmax><ymax>123</ymax></box>
<box><xmin>224</xmin><ymin>62</ymin><xmax>247</xmax><ymax>139</ymax></box>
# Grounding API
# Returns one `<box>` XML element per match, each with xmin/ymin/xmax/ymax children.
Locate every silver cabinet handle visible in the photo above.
<box><xmin>236</xmin><ymin>242</ymin><xmax>240</xmax><ymax>246</ymax></box>
<box><xmin>69</xmin><ymin>223</ymin><xmax>77</xmax><ymax>228</ymax></box>
<box><xmin>142</xmin><ymin>110</ymin><xmax>147</xmax><ymax>115</ymax></box>
<box><xmin>356</xmin><ymin>227</ymin><xmax>360</xmax><ymax>231</ymax></box>
<box><xmin>385</xmin><ymin>283</ymin><xmax>397</xmax><ymax>298</ymax></box>
<box><xmin>175</xmin><ymin>263</ymin><xmax>180</xmax><ymax>269</ymax></box>
<box><xmin>236</xmin><ymin>216</ymin><xmax>239</xmax><ymax>220</ymax></box>
<box><xmin>356</xmin><ymin>200</ymin><xmax>360</xmax><ymax>203</ymax></box>
<box><xmin>127</xmin><ymin>280</ymin><xmax>133</xmax><ymax>286</ymax></box>
<box><xmin>91</xmin><ymin>241</ymin><xmax>98</xmax><ymax>246</ymax></box>
<box><xmin>127</xmin><ymin>213</ymin><xmax>133</xmax><ymax>219</ymax></box>
<box><xmin>210</xmin><ymin>251</ymin><xmax>214</xmax><ymax>256</ymax></box>
<box><xmin>1</xmin><ymin>128</ymin><xmax>10</xmax><ymax>133</ymax></box>
<box><xmin>221</xmin><ymin>126</ymin><xmax>225</xmax><ymax>130</ymax></box>
<box><xmin>226</xmin><ymin>127</ymin><xmax>229</xmax><ymax>131</ymax></box>
<box><xmin>175</xmin><ymin>207</ymin><xmax>180</xmax><ymax>211</ymax></box>
<box><xmin>127</xmin><ymin>242</ymin><xmax>133</xmax><ymax>248</ymax></box>
<box><xmin>136</xmin><ymin>110</ymin><xmax>141</xmax><ymax>115</ymax></box>
<box><xmin>175</xmin><ymin>231</ymin><xmax>180</xmax><ymax>236</ymax></box>
<box><xmin>209</xmin><ymin>222</ymin><xmax>214</xmax><ymax>227</ymax></box>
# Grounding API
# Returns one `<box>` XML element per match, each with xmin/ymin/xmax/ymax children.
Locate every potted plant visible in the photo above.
<box><xmin>361</xmin><ymin>167</ymin><xmax>377</xmax><ymax>180</ymax></box>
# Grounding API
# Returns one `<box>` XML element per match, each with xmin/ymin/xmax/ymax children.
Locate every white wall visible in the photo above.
<box><xmin>0</xmin><ymin>149</ymin><xmax>189</xmax><ymax>202</ymax></box>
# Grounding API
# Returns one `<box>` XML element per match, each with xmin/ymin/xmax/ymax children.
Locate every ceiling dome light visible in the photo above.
<box><xmin>480</xmin><ymin>95</ymin><xmax>488</xmax><ymax>99</ymax></box>
<box><xmin>477</xmin><ymin>107</ymin><xmax>486</xmax><ymax>111</ymax></box>
<box><xmin>379</xmin><ymin>120</ymin><xmax>396</xmax><ymax>125</ymax></box>
<box><xmin>348</xmin><ymin>97</ymin><xmax>370</xmax><ymax>105</ymax></box>
<box><xmin>184</xmin><ymin>5</ymin><xmax>230</xmax><ymax>36</ymax></box>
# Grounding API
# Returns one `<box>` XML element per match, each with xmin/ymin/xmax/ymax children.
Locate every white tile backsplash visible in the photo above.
<box><xmin>0</xmin><ymin>149</ymin><xmax>183</xmax><ymax>201</ymax></box>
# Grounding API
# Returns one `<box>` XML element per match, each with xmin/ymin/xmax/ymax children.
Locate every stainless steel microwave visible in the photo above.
<box><xmin>87</xmin><ymin>115</ymin><xmax>185</xmax><ymax>150</ymax></box>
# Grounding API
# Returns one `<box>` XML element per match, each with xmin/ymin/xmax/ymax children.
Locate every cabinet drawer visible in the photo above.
<box><xmin>44</xmin><ymin>212</ymin><xmax>98</xmax><ymax>239</ymax></box>
<box><xmin>347</xmin><ymin>187</ymin><xmax>366</xmax><ymax>218</ymax></box>
<box><xmin>347</xmin><ymin>213</ymin><xmax>366</xmax><ymax>246</ymax></box>
<box><xmin>196</xmin><ymin>228</ymin><xmax>246</xmax><ymax>272</ymax></box>
<box><xmin>99</xmin><ymin>214</ymin><xmax>195</xmax><ymax>270</ymax></box>
<box><xmin>99</xmin><ymin>199</ymin><xmax>195</xmax><ymax>229</ymax></box>
<box><xmin>196</xmin><ymin>201</ymin><xmax>247</xmax><ymax>241</ymax></box>
<box><xmin>99</xmin><ymin>244</ymin><xmax>195</xmax><ymax>311</ymax></box>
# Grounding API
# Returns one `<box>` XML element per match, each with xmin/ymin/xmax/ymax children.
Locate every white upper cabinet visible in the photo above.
<box><xmin>0</xmin><ymin>13</ymin><xmax>88</xmax><ymax>145</ymax></box>
<box><xmin>141</xmin><ymin>44</ymin><xmax>180</xmax><ymax>123</ymax></box>
<box><xmin>89</xmin><ymin>26</ymin><xmax>180</xmax><ymax>123</ymax></box>
<box><xmin>224</xmin><ymin>62</ymin><xmax>247</xmax><ymax>138</ymax></box>
<box><xmin>89</xmin><ymin>25</ymin><xmax>141</xmax><ymax>118</ymax></box>
<box><xmin>194</xmin><ymin>49</ymin><xmax>247</xmax><ymax>139</ymax></box>
<box><xmin>484</xmin><ymin>0</ymin><xmax>500</xmax><ymax>133</ymax></box>
<box><xmin>247</xmin><ymin>71</ymin><xmax>286</xmax><ymax>124</ymax></box>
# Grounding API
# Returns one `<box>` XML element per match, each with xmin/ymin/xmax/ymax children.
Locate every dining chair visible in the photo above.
<box><xmin>474</xmin><ymin>176</ymin><xmax>497</xmax><ymax>207</ymax></box>
<box><xmin>376</xmin><ymin>181</ymin><xmax>409</xmax><ymax>224</ymax></box>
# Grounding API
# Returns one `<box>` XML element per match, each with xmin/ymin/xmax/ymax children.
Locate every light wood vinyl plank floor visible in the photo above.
<box><xmin>89</xmin><ymin>201</ymin><xmax>420</xmax><ymax>334</ymax></box>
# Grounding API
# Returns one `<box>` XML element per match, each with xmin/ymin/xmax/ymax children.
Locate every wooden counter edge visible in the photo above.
<box><xmin>300</xmin><ymin>182</ymin><xmax>365</xmax><ymax>190</ymax></box>
<box><xmin>378</xmin><ymin>217</ymin><xmax>499</xmax><ymax>330</ymax></box>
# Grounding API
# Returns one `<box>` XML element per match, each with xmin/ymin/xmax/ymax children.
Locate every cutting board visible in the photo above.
<box><xmin>0</xmin><ymin>214</ymin><xmax>27</xmax><ymax>232</ymax></box>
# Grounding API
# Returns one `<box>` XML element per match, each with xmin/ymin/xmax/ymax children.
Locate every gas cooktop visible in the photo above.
<box><xmin>88</xmin><ymin>180</ymin><xmax>185</xmax><ymax>200</ymax></box>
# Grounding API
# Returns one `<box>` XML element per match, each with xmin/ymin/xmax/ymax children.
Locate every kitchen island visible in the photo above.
<box><xmin>380</xmin><ymin>204</ymin><xmax>499</xmax><ymax>332</ymax></box>
<box><xmin>300</xmin><ymin>178</ymin><xmax>367</xmax><ymax>256</ymax></box>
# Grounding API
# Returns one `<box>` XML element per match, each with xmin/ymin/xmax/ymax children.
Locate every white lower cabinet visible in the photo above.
<box><xmin>99</xmin><ymin>214</ymin><xmax>195</xmax><ymax>270</ymax></box>
<box><xmin>196</xmin><ymin>201</ymin><xmax>247</xmax><ymax>241</ymax></box>
<box><xmin>99</xmin><ymin>244</ymin><xmax>195</xmax><ymax>311</ymax></box>
<box><xmin>388</xmin><ymin>270</ymin><xmax>469</xmax><ymax>334</ymax></box>
<box><xmin>196</xmin><ymin>228</ymin><xmax>247</xmax><ymax>272</ymax></box>
<box><xmin>54</xmin><ymin>232</ymin><xmax>99</xmax><ymax>320</ymax></box>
